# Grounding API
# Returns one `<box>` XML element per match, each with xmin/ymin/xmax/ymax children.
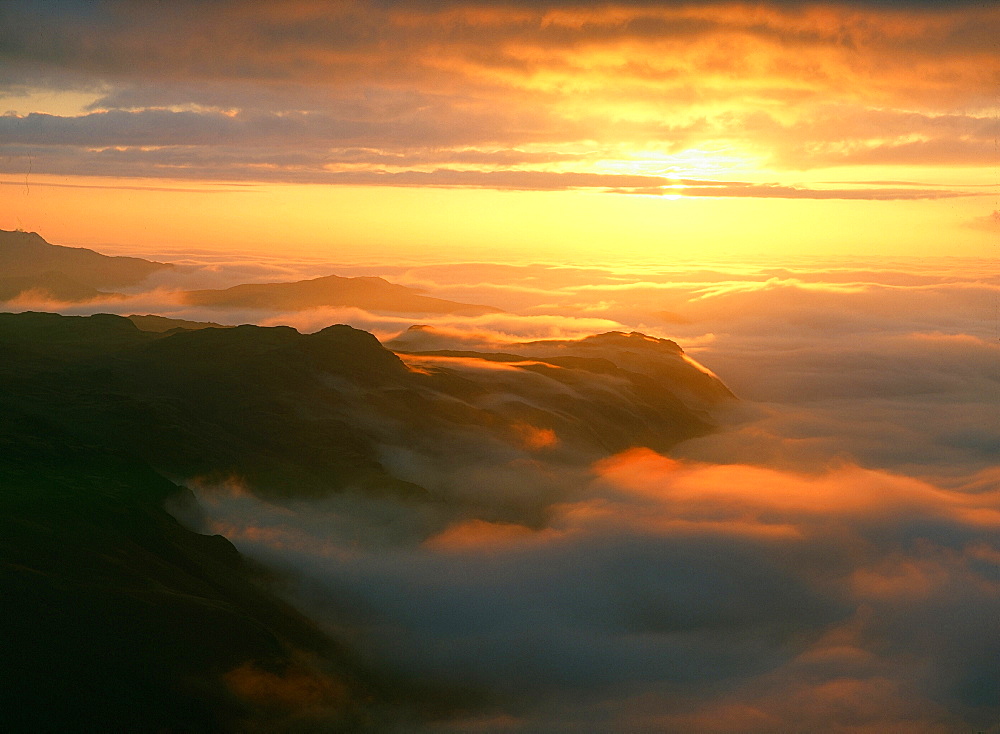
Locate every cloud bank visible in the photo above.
<box><xmin>88</xmin><ymin>253</ymin><xmax>992</xmax><ymax>732</ymax></box>
<box><xmin>4</xmin><ymin>241</ymin><xmax>994</xmax><ymax>730</ymax></box>
<box><xmin>194</xmin><ymin>450</ymin><xmax>999</xmax><ymax>732</ymax></box>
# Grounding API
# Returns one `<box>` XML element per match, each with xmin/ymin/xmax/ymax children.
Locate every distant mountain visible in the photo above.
<box><xmin>182</xmin><ymin>273</ymin><xmax>503</xmax><ymax>314</ymax></box>
<box><xmin>0</xmin><ymin>229</ymin><xmax>170</xmax><ymax>289</ymax></box>
<box><xmin>0</xmin><ymin>230</ymin><xmax>498</xmax><ymax>314</ymax></box>
<box><xmin>518</xmin><ymin>331</ymin><xmax>736</xmax><ymax>404</ymax></box>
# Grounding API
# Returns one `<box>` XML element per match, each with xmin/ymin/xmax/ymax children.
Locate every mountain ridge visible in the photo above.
<box><xmin>0</xmin><ymin>311</ymin><xmax>730</xmax><ymax>500</ymax></box>
<box><xmin>0</xmin><ymin>230</ymin><xmax>503</xmax><ymax>315</ymax></box>
<box><xmin>182</xmin><ymin>272</ymin><xmax>503</xmax><ymax>314</ymax></box>
<box><xmin>0</xmin><ymin>229</ymin><xmax>171</xmax><ymax>288</ymax></box>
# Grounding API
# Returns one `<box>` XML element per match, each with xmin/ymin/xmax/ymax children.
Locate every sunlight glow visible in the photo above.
<box><xmin>593</xmin><ymin>147</ymin><xmax>760</xmax><ymax>179</ymax></box>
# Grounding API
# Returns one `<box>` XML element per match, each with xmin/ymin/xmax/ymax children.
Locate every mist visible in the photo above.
<box><xmin>159</xmin><ymin>255</ymin><xmax>1000</xmax><ymax>732</ymax></box>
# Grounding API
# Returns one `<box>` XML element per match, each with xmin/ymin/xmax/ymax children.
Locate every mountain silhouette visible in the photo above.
<box><xmin>0</xmin><ymin>229</ymin><xmax>170</xmax><ymax>290</ymax></box>
<box><xmin>182</xmin><ymin>273</ymin><xmax>502</xmax><ymax>314</ymax></box>
<box><xmin>0</xmin><ymin>230</ymin><xmax>500</xmax><ymax>315</ymax></box>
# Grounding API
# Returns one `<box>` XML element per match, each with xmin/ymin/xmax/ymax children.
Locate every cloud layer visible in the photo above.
<box><xmin>71</xmin><ymin>253</ymin><xmax>990</xmax><ymax>732</ymax></box>
<box><xmin>196</xmin><ymin>449</ymin><xmax>1000</xmax><ymax>732</ymax></box>
<box><xmin>2</xmin><ymin>0</ymin><xmax>996</xmax><ymax>198</ymax></box>
<box><xmin>3</xmin><ymin>234</ymin><xmax>995</xmax><ymax>732</ymax></box>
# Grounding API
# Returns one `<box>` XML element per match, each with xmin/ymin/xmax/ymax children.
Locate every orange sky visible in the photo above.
<box><xmin>1</xmin><ymin>1</ymin><xmax>997</xmax><ymax>260</ymax></box>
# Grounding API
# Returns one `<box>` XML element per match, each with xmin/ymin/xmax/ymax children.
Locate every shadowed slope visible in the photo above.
<box><xmin>0</xmin><ymin>405</ymin><xmax>389</xmax><ymax>733</ymax></box>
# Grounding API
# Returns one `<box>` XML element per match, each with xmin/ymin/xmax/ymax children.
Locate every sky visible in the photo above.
<box><xmin>1</xmin><ymin>0</ymin><xmax>998</xmax><ymax>260</ymax></box>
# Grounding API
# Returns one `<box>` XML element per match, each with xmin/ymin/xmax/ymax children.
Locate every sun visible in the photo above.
<box><xmin>593</xmin><ymin>146</ymin><xmax>759</xmax><ymax>182</ymax></box>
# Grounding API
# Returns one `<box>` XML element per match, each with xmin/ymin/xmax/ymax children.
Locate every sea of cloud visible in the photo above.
<box><xmin>9</xmin><ymin>252</ymin><xmax>999</xmax><ymax>731</ymax></box>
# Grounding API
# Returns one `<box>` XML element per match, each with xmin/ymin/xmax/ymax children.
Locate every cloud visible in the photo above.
<box><xmin>966</xmin><ymin>209</ymin><xmax>1000</xmax><ymax>232</ymax></box>
<box><xmin>0</xmin><ymin>143</ymin><xmax>679</xmax><ymax>188</ymax></box>
<box><xmin>5</xmin><ymin>1</ymin><xmax>997</xmax><ymax>95</ymax></box>
<box><xmin>119</xmin><ymin>255</ymin><xmax>993</xmax><ymax>732</ymax></box>
<box><xmin>4</xmin><ymin>132</ymin><xmax>982</xmax><ymax>197</ymax></box>
<box><xmin>0</xmin><ymin>177</ymin><xmax>246</xmax><ymax>194</ymax></box>
<box><xmin>22</xmin><ymin>251</ymin><xmax>985</xmax><ymax>731</ymax></box>
<box><xmin>191</xmin><ymin>446</ymin><xmax>1000</xmax><ymax>732</ymax></box>
<box><xmin>609</xmin><ymin>183</ymin><xmax>975</xmax><ymax>200</ymax></box>
<box><xmin>2</xmin><ymin>0</ymin><xmax>997</xmax><ymax>193</ymax></box>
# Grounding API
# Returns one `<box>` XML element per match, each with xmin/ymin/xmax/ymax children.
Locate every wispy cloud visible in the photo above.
<box><xmin>966</xmin><ymin>209</ymin><xmax>1000</xmax><ymax>232</ymax></box>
